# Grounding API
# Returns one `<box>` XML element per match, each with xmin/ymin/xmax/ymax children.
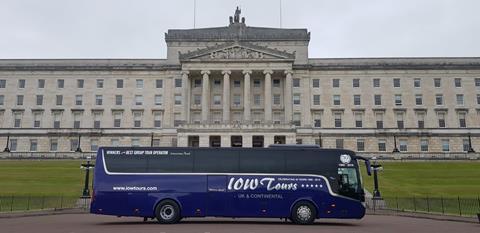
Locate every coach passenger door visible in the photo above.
<box><xmin>207</xmin><ymin>175</ymin><xmax>228</xmax><ymax>216</ymax></box>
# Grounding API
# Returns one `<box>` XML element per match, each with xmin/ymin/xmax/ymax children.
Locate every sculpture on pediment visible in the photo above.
<box><xmin>234</xmin><ymin>7</ymin><xmax>241</xmax><ymax>23</ymax></box>
<box><xmin>209</xmin><ymin>47</ymin><xmax>265</xmax><ymax>59</ymax></box>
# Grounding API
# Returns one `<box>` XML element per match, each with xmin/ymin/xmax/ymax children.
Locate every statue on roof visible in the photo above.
<box><xmin>234</xmin><ymin>6</ymin><xmax>241</xmax><ymax>23</ymax></box>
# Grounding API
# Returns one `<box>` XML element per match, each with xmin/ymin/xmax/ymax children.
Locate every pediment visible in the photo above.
<box><xmin>179</xmin><ymin>42</ymin><xmax>295</xmax><ymax>61</ymax></box>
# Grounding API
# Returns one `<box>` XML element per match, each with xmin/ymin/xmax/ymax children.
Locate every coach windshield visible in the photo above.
<box><xmin>337</xmin><ymin>167</ymin><xmax>363</xmax><ymax>200</ymax></box>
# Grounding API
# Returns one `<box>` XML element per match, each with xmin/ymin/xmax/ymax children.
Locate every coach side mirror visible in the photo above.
<box><xmin>364</xmin><ymin>159</ymin><xmax>372</xmax><ymax>176</ymax></box>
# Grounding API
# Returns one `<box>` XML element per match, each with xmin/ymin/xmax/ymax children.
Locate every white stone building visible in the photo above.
<box><xmin>0</xmin><ymin>13</ymin><xmax>479</xmax><ymax>158</ymax></box>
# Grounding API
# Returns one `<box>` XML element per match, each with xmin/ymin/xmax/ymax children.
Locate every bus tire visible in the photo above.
<box><xmin>155</xmin><ymin>200</ymin><xmax>181</xmax><ymax>224</ymax></box>
<box><xmin>291</xmin><ymin>201</ymin><xmax>316</xmax><ymax>225</ymax></box>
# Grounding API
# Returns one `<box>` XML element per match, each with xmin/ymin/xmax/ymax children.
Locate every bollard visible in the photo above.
<box><xmin>458</xmin><ymin>196</ymin><xmax>462</xmax><ymax>216</ymax></box>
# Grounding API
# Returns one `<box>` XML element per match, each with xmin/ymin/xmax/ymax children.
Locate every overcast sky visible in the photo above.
<box><xmin>0</xmin><ymin>0</ymin><xmax>479</xmax><ymax>59</ymax></box>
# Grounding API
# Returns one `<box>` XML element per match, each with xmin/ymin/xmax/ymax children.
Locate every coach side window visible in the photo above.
<box><xmin>239</xmin><ymin>151</ymin><xmax>284</xmax><ymax>174</ymax></box>
<box><xmin>193</xmin><ymin>150</ymin><xmax>238</xmax><ymax>173</ymax></box>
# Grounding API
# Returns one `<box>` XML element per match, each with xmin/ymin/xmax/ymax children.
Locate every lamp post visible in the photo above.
<box><xmin>467</xmin><ymin>134</ymin><xmax>475</xmax><ymax>153</ymax></box>
<box><xmin>392</xmin><ymin>135</ymin><xmax>400</xmax><ymax>153</ymax></box>
<box><xmin>318</xmin><ymin>133</ymin><xmax>323</xmax><ymax>148</ymax></box>
<box><xmin>150</xmin><ymin>133</ymin><xmax>154</xmax><ymax>147</ymax></box>
<box><xmin>75</xmin><ymin>134</ymin><xmax>82</xmax><ymax>153</ymax></box>
<box><xmin>371</xmin><ymin>157</ymin><xmax>383</xmax><ymax>200</ymax></box>
<box><xmin>80</xmin><ymin>156</ymin><xmax>95</xmax><ymax>198</ymax></box>
<box><xmin>3</xmin><ymin>134</ymin><xmax>10</xmax><ymax>152</ymax></box>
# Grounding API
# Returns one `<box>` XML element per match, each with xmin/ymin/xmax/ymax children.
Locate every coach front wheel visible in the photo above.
<box><xmin>155</xmin><ymin>200</ymin><xmax>181</xmax><ymax>224</ymax></box>
<box><xmin>291</xmin><ymin>201</ymin><xmax>316</xmax><ymax>225</ymax></box>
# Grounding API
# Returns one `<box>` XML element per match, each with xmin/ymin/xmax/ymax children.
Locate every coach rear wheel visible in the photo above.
<box><xmin>291</xmin><ymin>201</ymin><xmax>316</xmax><ymax>225</ymax></box>
<box><xmin>155</xmin><ymin>200</ymin><xmax>181</xmax><ymax>224</ymax></box>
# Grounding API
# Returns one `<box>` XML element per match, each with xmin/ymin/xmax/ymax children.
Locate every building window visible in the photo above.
<box><xmin>253</xmin><ymin>94</ymin><xmax>261</xmax><ymax>106</ymax></box>
<box><xmin>393</xmin><ymin>78</ymin><xmax>400</xmax><ymax>88</ymax></box>
<box><xmin>456</xmin><ymin>94</ymin><xmax>464</xmax><ymax>105</ymax></box>
<box><xmin>313</xmin><ymin>95</ymin><xmax>320</xmax><ymax>105</ymax></box>
<box><xmin>77</xmin><ymin>79</ymin><xmax>84</xmax><ymax>88</ymax></box>
<box><xmin>373</xmin><ymin>78</ymin><xmax>380</xmax><ymax>88</ymax></box>
<box><xmin>156</xmin><ymin>79</ymin><xmax>163</xmax><ymax>88</ymax></box>
<box><xmin>117</xmin><ymin>79</ymin><xmax>123</xmax><ymax>88</ymax></box>
<box><xmin>463</xmin><ymin>139</ymin><xmax>470</xmax><ymax>152</ymax></box>
<box><xmin>70</xmin><ymin>139</ymin><xmax>79</xmax><ymax>151</ymax></box>
<box><xmin>414</xmin><ymin>78</ymin><xmax>421</xmax><ymax>88</ymax></box>
<box><xmin>38</xmin><ymin>79</ymin><xmax>45</xmax><ymax>88</ymax></box>
<box><xmin>95</xmin><ymin>95</ymin><xmax>103</xmax><ymax>105</ymax></box>
<box><xmin>436</xmin><ymin>94</ymin><xmax>443</xmax><ymax>105</ymax></box>
<box><xmin>73</xmin><ymin>112</ymin><xmax>81</xmax><ymax>128</ymax></box>
<box><xmin>442</xmin><ymin>139</ymin><xmax>450</xmax><ymax>152</ymax></box>
<box><xmin>18</xmin><ymin>79</ymin><xmax>26</xmax><ymax>88</ymax></box>
<box><xmin>335</xmin><ymin>139</ymin><xmax>344</xmax><ymax>149</ymax></box>
<box><xmin>111</xmin><ymin>139</ymin><xmax>120</xmax><ymax>147</ymax></box>
<box><xmin>113</xmin><ymin>112</ymin><xmax>122</xmax><ymax>127</ymax></box>
<box><xmin>155</xmin><ymin>95</ymin><xmax>163</xmax><ymax>105</ymax></box>
<box><xmin>415</xmin><ymin>94</ymin><xmax>423</xmax><ymax>105</ymax></box>
<box><xmin>399</xmin><ymin>139</ymin><xmax>407</xmax><ymax>152</ymax></box>
<box><xmin>438</xmin><ymin>112</ymin><xmax>446</xmax><ymax>128</ymax></box>
<box><xmin>296</xmin><ymin>139</ymin><xmax>303</xmax><ymax>145</ymax></box>
<box><xmin>75</xmin><ymin>95</ymin><xmax>83</xmax><ymax>105</ymax></box>
<box><xmin>253</xmin><ymin>79</ymin><xmax>261</xmax><ymax>88</ymax></box>
<box><xmin>57</xmin><ymin>79</ymin><xmax>64</xmax><ymax>88</ymax></box>
<box><xmin>374</xmin><ymin>112</ymin><xmax>383</xmax><ymax>129</ymax></box>
<box><xmin>273</xmin><ymin>112</ymin><xmax>282</xmax><ymax>124</ymax></box>
<box><xmin>475</xmin><ymin>78</ymin><xmax>480</xmax><ymax>87</ymax></box>
<box><xmin>420</xmin><ymin>139</ymin><xmax>429</xmax><ymax>152</ymax></box>
<box><xmin>434</xmin><ymin>78</ymin><xmax>441</xmax><ymax>87</ymax></box>
<box><xmin>30</xmin><ymin>139</ymin><xmax>38</xmax><ymax>152</ymax></box>
<box><xmin>378</xmin><ymin>139</ymin><xmax>386</xmax><ymax>152</ymax></box>
<box><xmin>352</xmin><ymin>78</ymin><xmax>360</xmax><ymax>88</ymax></box>
<box><xmin>115</xmin><ymin>95</ymin><xmax>122</xmax><ymax>105</ymax></box>
<box><xmin>293</xmin><ymin>78</ymin><xmax>300</xmax><ymax>87</ymax></box>
<box><xmin>131</xmin><ymin>138</ymin><xmax>141</xmax><ymax>147</ymax></box>
<box><xmin>357</xmin><ymin>139</ymin><xmax>365</xmax><ymax>152</ymax></box>
<box><xmin>313</xmin><ymin>112</ymin><xmax>321</xmax><ymax>128</ymax></box>
<box><xmin>395</xmin><ymin>94</ymin><xmax>402</xmax><ymax>106</ymax></box>
<box><xmin>136</xmin><ymin>79</ymin><xmax>144</xmax><ymax>88</ymax></box>
<box><xmin>192</xmin><ymin>112</ymin><xmax>202</xmax><ymax>124</ymax></box>
<box><xmin>233</xmin><ymin>94</ymin><xmax>241</xmax><ymax>106</ymax></box>
<box><xmin>334</xmin><ymin>113</ymin><xmax>342</xmax><ymax>128</ymax></box>
<box><xmin>96</xmin><ymin>79</ymin><xmax>104</xmax><ymax>88</ymax></box>
<box><xmin>333</xmin><ymin>95</ymin><xmax>341</xmax><ymax>105</ymax></box>
<box><xmin>293</xmin><ymin>94</ymin><xmax>301</xmax><ymax>105</ymax></box>
<box><xmin>233</xmin><ymin>80</ymin><xmax>241</xmax><ymax>87</ymax></box>
<box><xmin>50</xmin><ymin>139</ymin><xmax>58</xmax><ymax>152</ymax></box>
<box><xmin>194</xmin><ymin>79</ymin><xmax>202</xmax><ymax>88</ymax></box>
<box><xmin>93</xmin><ymin>112</ymin><xmax>102</xmax><ymax>128</ymax></box>
<box><xmin>477</xmin><ymin>94</ymin><xmax>480</xmax><ymax>105</ymax></box>
<box><xmin>53</xmin><ymin>112</ymin><xmax>61</xmax><ymax>128</ymax></box>
<box><xmin>417</xmin><ymin>112</ymin><xmax>425</xmax><ymax>128</ymax></box>
<box><xmin>354</xmin><ymin>112</ymin><xmax>363</xmax><ymax>128</ymax></box>
<box><xmin>174</xmin><ymin>113</ymin><xmax>182</xmax><ymax>127</ymax></box>
<box><xmin>312</xmin><ymin>79</ymin><xmax>320</xmax><ymax>88</ymax></box>
<box><xmin>33</xmin><ymin>112</ymin><xmax>42</xmax><ymax>128</ymax></box>
<box><xmin>0</xmin><ymin>80</ymin><xmax>6</xmax><ymax>88</ymax></box>
<box><xmin>16</xmin><ymin>95</ymin><xmax>24</xmax><ymax>106</ymax></box>
<box><xmin>194</xmin><ymin>94</ymin><xmax>201</xmax><ymax>105</ymax></box>
<box><xmin>134</xmin><ymin>95</ymin><xmax>143</xmax><ymax>105</ymax></box>
<box><xmin>458</xmin><ymin>112</ymin><xmax>466</xmax><ymax>128</ymax></box>
<box><xmin>152</xmin><ymin>139</ymin><xmax>160</xmax><ymax>147</ymax></box>
<box><xmin>273</xmin><ymin>79</ymin><xmax>280</xmax><ymax>87</ymax></box>
<box><xmin>332</xmin><ymin>79</ymin><xmax>340</xmax><ymax>88</ymax></box>
<box><xmin>454</xmin><ymin>78</ymin><xmax>461</xmax><ymax>87</ymax></box>
<box><xmin>273</xmin><ymin>95</ymin><xmax>281</xmax><ymax>105</ymax></box>
<box><xmin>0</xmin><ymin>95</ymin><xmax>3</xmax><ymax>106</ymax></box>
<box><xmin>213</xmin><ymin>95</ymin><xmax>222</xmax><ymax>105</ymax></box>
<box><xmin>133</xmin><ymin>111</ymin><xmax>142</xmax><ymax>127</ymax></box>
<box><xmin>396</xmin><ymin>112</ymin><xmax>404</xmax><ymax>129</ymax></box>
<box><xmin>9</xmin><ymin>138</ymin><xmax>17</xmax><ymax>151</ymax></box>
<box><xmin>154</xmin><ymin>112</ymin><xmax>162</xmax><ymax>128</ymax></box>
<box><xmin>292</xmin><ymin>112</ymin><xmax>301</xmax><ymax>126</ymax></box>
<box><xmin>213</xmin><ymin>79</ymin><xmax>221</xmax><ymax>86</ymax></box>
<box><xmin>36</xmin><ymin>95</ymin><xmax>43</xmax><ymax>105</ymax></box>
<box><xmin>90</xmin><ymin>139</ymin><xmax>99</xmax><ymax>152</ymax></box>
<box><xmin>56</xmin><ymin>95</ymin><xmax>63</xmax><ymax>106</ymax></box>
<box><xmin>175</xmin><ymin>78</ymin><xmax>182</xmax><ymax>88</ymax></box>
<box><xmin>353</xmin><ymin>95</ymin><xmax>361</xmax><ymax>105</ymax></box>
<box><xmin>374</xmin><ymin>94</ymin><xmax>382</xmax><ymax>105</ymax></box>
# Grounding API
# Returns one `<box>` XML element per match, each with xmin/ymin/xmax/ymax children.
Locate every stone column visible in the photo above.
<box><xmin>201</xmin><ymin>70</ymin><xmax>210</xmax><ymax>123</ymax></box>
<box><xmin>181</xmin><ymin>71</ymin><xmax>190</xmax><ymax>123</ymax></box>
<box><xmin>263</xmin><ymin>69</ymin><xmax>273</xmax><ymax>123</ymax></box>
<box><xmin>243</xmin><ymin>70</ymin><xmax>252</xmax><ymax>123</ymax></box>
<box><xmin>284</xmin><ymin>70</ymin><xmax>293</xmax><ymax>123</ymax></box>
<box><xmin>222</xmin><ymin>70</ymin><xmax>231</xmax><ymax>123</ymax></box>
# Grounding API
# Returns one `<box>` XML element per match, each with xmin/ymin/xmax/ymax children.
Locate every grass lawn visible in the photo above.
<box><xmin>0</xmin><ymin>160</ymin><xmax>87</xmax><ymax>197</ymax></box>
<box><xmin>360</xmin><ymin>161</ymin><xmax>480</xmax><ymax>198</ymax></box>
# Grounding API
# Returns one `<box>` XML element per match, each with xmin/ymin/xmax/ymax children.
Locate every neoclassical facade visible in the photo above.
<box><xmin>1</xmin><ymin>14</ymin><xmax>480</xmax><ymax>157</ymax></box>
